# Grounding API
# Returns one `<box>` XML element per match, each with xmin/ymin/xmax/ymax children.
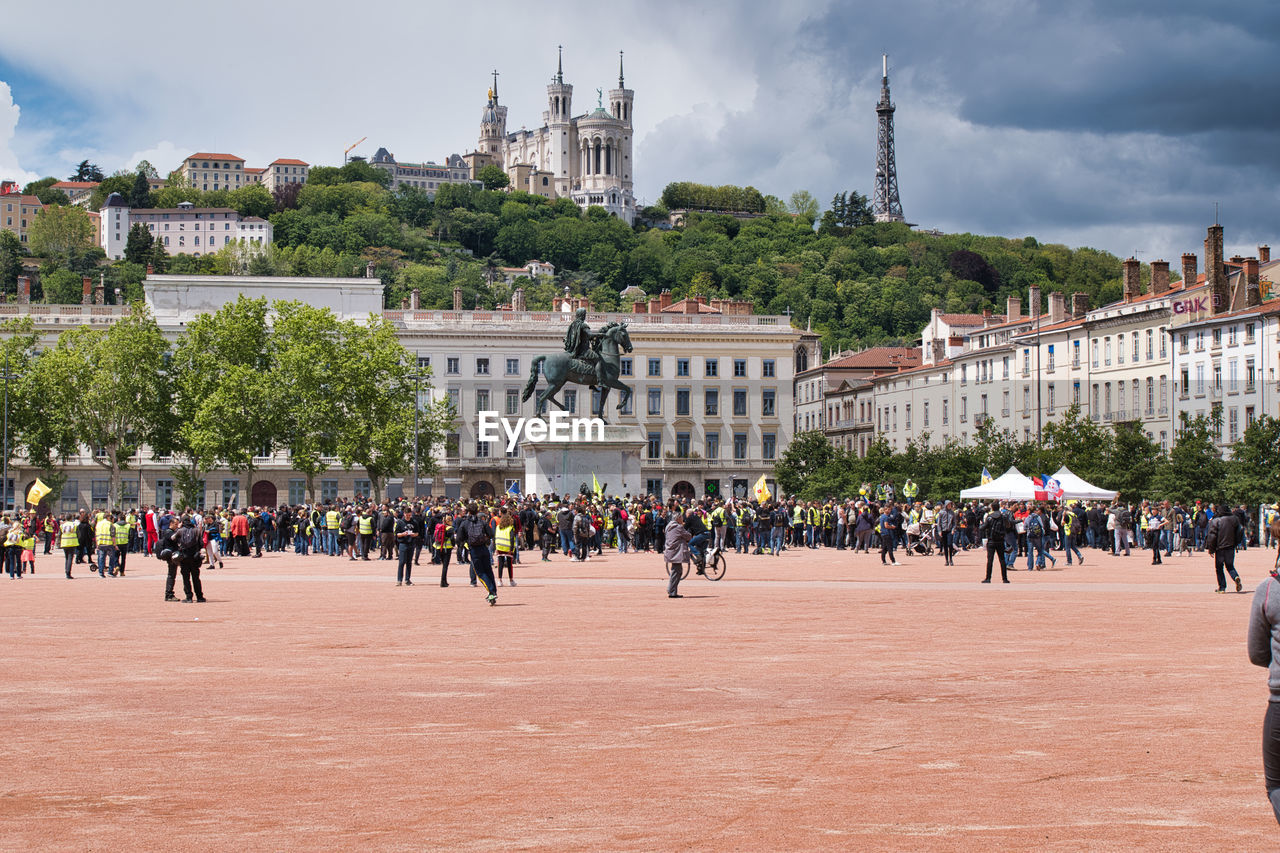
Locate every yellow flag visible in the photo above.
<box><xmin>27</xmin><ymin>478</ymin><xmax>51</xmax><ymax>505</ymax></box>
<box><xmin>592</xmin><ymin>472</ymin><xmax>602</xmax><ymax>498</ymax></box>
<box><xmin>753</xmin><ymin>474</ymin><xmax>771</xmax><ymax>503</ymax></box>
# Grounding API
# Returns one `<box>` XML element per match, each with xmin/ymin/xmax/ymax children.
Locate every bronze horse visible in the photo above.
<box><xmin>521</xmin><ymin>321</ymin><xmax>634</xmax><ymax>422</ymax></box>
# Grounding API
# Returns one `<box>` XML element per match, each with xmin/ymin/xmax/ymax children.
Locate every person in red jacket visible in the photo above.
<box><xmin>145</xmin><ymin>506</ymin><xmax>159</xmax><ymax>556</ymax></box>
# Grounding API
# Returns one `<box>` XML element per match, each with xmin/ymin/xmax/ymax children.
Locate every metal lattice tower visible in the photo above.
<box><xmin>872</xmin><ymin>54</ymin><xmax>905</xmax><ymax>223</ymax></box>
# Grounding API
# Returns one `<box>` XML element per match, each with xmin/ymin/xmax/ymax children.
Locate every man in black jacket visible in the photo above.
<box><xmin>1205</xmin><ymin>505</ymin><xmax>1244</xmax><ymax>593</ymax></box>
<box><xmin>457</xmin><ymin>504</ymin><xmax>497</xmax><ymax>605</ymax></box>
<box><xmin>981</xmin><ymin>503</ymin><xmax>1010</xmax><ymax>584</ymax></box>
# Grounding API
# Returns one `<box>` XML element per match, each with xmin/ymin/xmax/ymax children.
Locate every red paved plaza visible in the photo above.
<box><xmin>2</xmin><ymin>542</ymin><xmax>1276</xmax><ymax>850</ymax></box>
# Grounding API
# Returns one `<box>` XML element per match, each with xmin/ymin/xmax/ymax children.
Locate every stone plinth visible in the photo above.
<box><xmin>522</xmin><ymin>423</ymin><xmax>645</xmax><ymax>498</ymax></box>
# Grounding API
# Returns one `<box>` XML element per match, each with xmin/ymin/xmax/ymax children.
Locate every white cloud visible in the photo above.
<box><xmin>0</xmin><ymin>82</ymin><xmax>39</xmax><ymax>186</ymax></box>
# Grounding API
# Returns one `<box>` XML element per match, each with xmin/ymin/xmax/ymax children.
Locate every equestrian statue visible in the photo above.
<box><xmin>521</xmin><ymin>308</ymin><xmax>634</xmax><ymax>422</ymax></box>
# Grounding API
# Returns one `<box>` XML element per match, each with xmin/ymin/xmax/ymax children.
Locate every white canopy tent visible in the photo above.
<box><xmin>959</xmin><ymin>466</ymin><xmax>1037</xmax><ymax>501</ymax></box>
<box><xmin>1050</xmin><ymin>466</ymin><xmax>1118</xmax><ymax>501</ymax></box>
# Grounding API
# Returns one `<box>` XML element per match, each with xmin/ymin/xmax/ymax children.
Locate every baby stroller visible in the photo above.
<box><xmin>906</xmin><ymin>521</ymin><xmax>934</xmax><ymax>556</ymax></box>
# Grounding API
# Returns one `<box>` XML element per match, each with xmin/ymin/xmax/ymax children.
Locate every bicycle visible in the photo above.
<box><xmin>666</xmin><ymin>546</ymin><xmax>727</xmax><ymax>582</ymax></box>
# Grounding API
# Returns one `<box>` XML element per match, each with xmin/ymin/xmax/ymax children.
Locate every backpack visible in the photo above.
<box><xmin>1026</xmin><ymin>514</ymin><xmax>1043</xmax><ymax>537</ymax></box>
<box><xmin>986</xmin><ymin>512</ymin><xmax>1007</xmax><ymax>541</ymax></box>
<box><xmin>176</xmin><ymin>525</ymin><xmax>202</xmax><ymax>555</ymax></box>
<box><xmin>574</xmin><ymin>515</ymin><xmax>590</xmax><ymax>536</ymax></box>
<box><xmin>434</xmin><ymin>523</ymin><xmax>447</xmax><ymax>545</ymax></box>
<box><xmin>1118</xmin><ymin>509</ymin><xmax>1132</xmax><ymax>528</ymax></box>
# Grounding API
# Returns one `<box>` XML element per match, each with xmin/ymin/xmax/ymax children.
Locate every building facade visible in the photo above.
<box><xmin>263</xmin><ymin>159</ymin><xmax>309</xmax><ymax>192</ymax></box>
<box><xmin>368</xmin><ymin>150</ymin><xmax>475</xmax><ymax>194</ymax></box>
<box><xmin>466</xmin><ymin>51</ymin><xmax>636</xmax><ymax>223</ymax></box>
<box><xmin>100</xmin><ymin>195</ymin><xmax>272</xmax><ymax>260</ymax></box>
<box><xmin>180</xmin><ymin>152</ymin><xmax>309</xmax><ymax>193</ymax></box>
<box><xmin>1</xmin><ymin>194</ymin><xmax>43</xmax><ymax>245</ymax></box>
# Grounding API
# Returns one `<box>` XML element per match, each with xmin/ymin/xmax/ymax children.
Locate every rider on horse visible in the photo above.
<box><xmin>563</xmin><ymin>307</ymin><xmax>605</xmax><ymax>389</ymax></box>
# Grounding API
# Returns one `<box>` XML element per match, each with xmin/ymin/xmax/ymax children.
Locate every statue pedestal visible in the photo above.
<box><xmin>522</xmin><ymin>424</ymin><xmax>646</xmax><ymax>499</ymax></box>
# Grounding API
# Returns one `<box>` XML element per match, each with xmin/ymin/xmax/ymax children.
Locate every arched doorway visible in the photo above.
<box><xmin>671</xmin><ymin>481</ymin><xmax>696</xmax><ymax>501</ymax></box>
<box><xmin>251</xmin><ymin>480</ymin><xmax>277</xmax><ymax>508</ymax></box>
<box><xmin>469</xmin><ymin>480</ymin><xmax>495</xmax><ymax>500</ymax></box>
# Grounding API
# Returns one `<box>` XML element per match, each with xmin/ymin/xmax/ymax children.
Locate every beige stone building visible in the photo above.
<box><xmin>0</xmin><ymin>193</ymin><xmax>43</xmax><ymax>246</ymax></box>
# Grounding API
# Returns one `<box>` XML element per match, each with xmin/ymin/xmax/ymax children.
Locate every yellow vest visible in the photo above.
<box><xmin>60</xmin><ymin>523</ymin><xmax>79</xmax><ymax>548</ymax></box>
<box><xmin>115</xmin><ymin>522</ymin><xmax>130</xmax><ymax>545</ymax></box>
<box><xmin>358</xmin><ymin>515</ymin><xmax>374</xmax><ymax>535</ymax></box>
<box><xmin>20</xmin><ymin>535</ymin><xmax>34</xmax><ymax>551</ymax></box>
<box><xmin>326</xmin><ymin>510</ymin><xmax>340</xmax><ymax>530</ymax></box>
<box><xmin>95</xmin><ymin>518</ymin><xmax>114</xmax><ymax>544</ymax></box>
<box><xmin>495</xmin><ymin>524</ymin><xmax>513</xmax><ymax>553</ymax></box>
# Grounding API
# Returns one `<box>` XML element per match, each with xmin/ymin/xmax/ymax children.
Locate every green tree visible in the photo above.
<box><xmin>1151</xmin><ymin>412</ymin><xmax>1226</xmax><ymax>505</ymax></box>
<box><xmin>27</xmin><ymin>205</ymin><xmax>95</xmax><ymax>264</ymax></box>
<box><xmin>134</xmin><ymin>160</ymin><xmax>159</xmax><ymax>179</ymax></box>
<box><xmin>123</xmin><ymin>223</ymin><xmax>153</xmax><ymax>265</ymax></box>
<box><xmin>41</xmin><ymin>269</ymin><xmax>83</xmax><ymax>304</ymax></box>
<box><xmin>32</xmin><ymin>310</ymin><xmax>169</xmax><ymax>502</ymax></box>
<box><xmin>87</xmin><ymin>175</ymin><xmax>134</xmax><ymax>211</ymax></box>
<box><xmin>1225</xmin><ymin>416</ymin><xmax>1280</xmax><ymax>508</ymax></box>
<box><xmin>477</xmin><ymin>165</ymin><xmax>510</xmax><ymax>191</ymax></box>
<box><xmin>70</xmin><ymin>160</ymin><xmax>104</xmax><ymax>182</ymax></box>
<box><xmin>271</xmin><ymin>301</ymin><xmax>344</xmax><ymax>500</ymax></box>
<box><xmin>128</xmin><ymin>171</ymin><xmax>153</xmax><ymax>208</ymax></box>
<box><xmin>1106</xmin><ymin>420</ymin><xmax>1163</xmax><ymax>503</ymax></box>
<box><xmin>21</xmin><ymin>177</ymin><xmax>70</xmax><ymax>206</ymax></box>
<box><xmin>0</xmin><ymin>230</ymin><xmax>22</xmax><ymax>295</ymax></box>
<box><xmin>228</xmin><ymin>183</ymin><xmax>275</xmax><ymax>219</ymax></box>
<box><xmin>772</xmin><ymin>430</ymin><xmax>840</xmax><ymax>496</ymax></box>
<box><xmin>788</xmin><ymin>190</ymin><xmax>819</xmax><ymax>223</ymax></box>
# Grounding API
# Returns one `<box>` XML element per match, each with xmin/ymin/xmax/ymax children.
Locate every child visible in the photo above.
<box><xmin>495</xmin><ymin>510</ymin><xmax>516</xmax><ymax>586</ymax></box>
<box><xmin>20</xmin><ymin>529</ymin><xmax>35</xmax><ymax>576</ymax></box>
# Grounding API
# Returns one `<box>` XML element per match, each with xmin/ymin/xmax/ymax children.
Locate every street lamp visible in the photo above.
<box><xmin>408</xmin><ymin>352</ymin><xmax>429</xmax><ymax>500</ymax></box>
<box><xmin>1</xmin><ymin>352</ymin><xmax>15</xmax><ymax>513</ymax></box>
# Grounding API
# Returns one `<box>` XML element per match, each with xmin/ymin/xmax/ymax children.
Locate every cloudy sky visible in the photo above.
<box><xmin>2</xmin><ymin>0</ymin><xmax>1275</xmax><ymax>262</ymax></box>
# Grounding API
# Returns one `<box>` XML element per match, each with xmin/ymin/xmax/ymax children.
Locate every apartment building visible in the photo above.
<box><xmin>180</xmin><ymin>153</ymin><xmax>309</xmax><ymax>193</ymax></box>
<box><xmin>369</xmin><ymin>148</ymin><xmax>476</xmax><ymax>194</ymax></box>
<box><xmin>263</xmin><ymin>159</ymin><xmax>309</xmax><ymax>192</ymax></box>
<box><xmin>0</xmin><ymin>194</ymin><xmax>43</xmax><ymax>245</ymax></box>
<box><xmin>100</xmin><ymin>195</ymin><xmax>271</xmax><ymax>259</ymax></box>
<box><xmin>793</xmin><ymin>345</ymin><xmax>920</xmax><ymax>447</ymax></box>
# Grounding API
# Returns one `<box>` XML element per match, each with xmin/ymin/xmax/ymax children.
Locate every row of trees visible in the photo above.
<box><xmin>0</xmin><ymin>298</ymin><xmax>449</xmax><ymax>509</ymax></box>
<box><xmin>774</xmin><ymin>406</ymin><xmax>1280</xmax><ymax>510</ymax></box>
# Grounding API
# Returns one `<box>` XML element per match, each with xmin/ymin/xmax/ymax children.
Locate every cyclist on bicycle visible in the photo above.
<box><xmin>685</xmin><ymin>506</ymin><xmax>711</xmax><ymax>573</ymax></box>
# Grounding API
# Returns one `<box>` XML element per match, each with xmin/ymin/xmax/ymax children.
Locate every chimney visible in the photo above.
<box><xmin>146</xmin><ymin>264</ymin><xmax>154</xmax><ymax>275</ymax></box>
<box><xmin>81</xmin><ymin>276</ymin><xmax>92</xmax><ymax>305</ymax></box>
<box><xmin>1150</xmin><ymin>259</ymin><xmax>1171</xmax><ymax>295</ymax></box>
<box><xmin>1206</xmin><ymin>224</ymin><xmax>1226</xmax><ymax>315</ymax></box>
<box><xmin>683</xmin><ymin>297</ymin><xmax>699</xmax><ymax>315</ymax></box>
<box><xmin>399</xmin><ymin>297</ymin><xmax>408</xmax><ymax>309</ymax></box>
<box><xmin>512</xmin><ymin>287</ymin><xmax>526</xmax><ymax>312</ymax></box>
<box><xmin>1005</xmin><ymin>295</ymin><xmax>1021</xmax><ymax>321</ymax></box>
<box><xmin>632</xmin><ymin>300</ymin><xmax>645</xmax><ymax>314</ymax></box>
<box><xmin>647</xmin><ymin>297</ymin><xmax>659</xmax><ymax>315</ymax></box>
<box><xmin>1027</xmin><ymin>284</ymin><xmax>1041</xmax><ymax>319</ymax></box>
<box><xmin>1181</xmin><ymin>253</ymin><xmax>1197</xmax><ymax>290</ymax></box>
<box><xmin>410</xmin><ymin>288</ymin><xmax>420</xmax><ymax>311</ymax></box>
<box><xmin>659</xmin><ymin>289</ymin><xmax>673</xmax><ymax>310</ymax></box>
<box><xmin>17</xmin><ymin>275</ymin><xmax>30</xmax><ymax>304</ymax></box>
<box><xmin>982</xmin><ymin>308</ymin><xmax>992</xmax><ymax>319</ymax></box>
<box><xmin>94</xmin><ymin>273</ymin><xmax>105</xmax><ymax>306</ymax></box>
<box><xmin>1071</xmin><ymin>291</ymin><xmax>1089</xmax><ymax>320</ymax></box>
<box><xmin>1122</xmin><ymin>257</ymin><xmax>1141</xmax><ymax>302</ymax></box>
<box><xmin>1260</xmin><ymin>245</ymin><xmax>1271</xmax><ymax>264</ymax></box>
<box><xmin>452</xmin><ymin>286</ymin><xmax>462</xmax><ymax>311</ymax></box>
<box><xmin>1244</xmin><ymin>258</ymin><xmax>1262</xmax><ymax>308</ymax></box>
<box><xmin>1229</xmin><ymin>255</ymin><xmax>1245</xmax><ymax>266</ymax></box>
<box><xmin>1047</xmin><ymin>291</ymin><xmax>1065</xmax><ymax>324</ymax></box>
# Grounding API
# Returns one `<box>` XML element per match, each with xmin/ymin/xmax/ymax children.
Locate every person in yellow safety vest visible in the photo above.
<box><xmin>903</xmin><ymin>479</ymin><xmax>919</xmax><ymax>501</ymax></box>
<box><xmin>710</xmin><ymin>503</ymin><xmax>727</xmax><ymax>552</ymax></box>
<box><xmin>42</xmin><ymin>514</ymin><xmax>55</xmax><ymax>555</ymax></box>
<box><xmin>494</xmin><ymin>509</ymin><xmax>517</xmax><ymax>587</ymax></box>
<box><xmin>805</xmin><ymin>503</ymin><xmax>820</xmax><ymax>549</ymax></box>
<box><xmin>860</xmin><ymin>482</ymin><xmax>871</xmax><ymax>499</ymax></box>
<box><xmin>94</xmin><ymin>512</ymin><xmax>118</xmax><ymax>577</ymax></box>
<box><xmin>357</xmin><ymin>510</ymin><xmax>375</xmax><ymax>561</ymax></box>
<box><xmin>324</xmin><ymin>507</ymin><xmax>340</xmax><ymax>557</ymax></box>
<box><xmin>126</xmin><ymin>511</ymin><xmax>138</xmax><ymax>555</ymax></box>
<box><xmin>3</xmin><ymin>520</ymin><xmax>20</xmax><ymax>579</ymax></box>
<box><xmin>19</xmin><ymin>527</ymin><xmax>35</xmax><ymax>576</ymax></box>
<box><xmin>433</xmin><ymin>516</ymin><xmax>454</xmax><ymax>586</ymax></box>
<box><xmin>59</xmin><ymin>513</ymin><xmax>80</xmax><ymax>579</ymax></box>
<box><xmin>114</xmin><ymin>515</ymin><xmax>131</xmax><ymax>576</ymax></box>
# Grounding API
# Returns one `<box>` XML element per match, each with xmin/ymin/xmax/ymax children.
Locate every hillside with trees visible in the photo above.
<box><xmin>3</xmin><ymin>165</ymin><xmax>1139</xmax><ymax>353</ymax></box>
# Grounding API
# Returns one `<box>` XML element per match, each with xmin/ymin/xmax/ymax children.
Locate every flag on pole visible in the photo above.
<box><xmin>507</xmin><ymin>480</ymin><xmax>521</xmax><ymax>496</ymax></box>
<box><xmin>980</xmin><ymin>467</ymin><xmax>992</xmax><ymax>485</ymax></box>
<box><xmin>26</xmin><ymin>478</ymin><xmax>50</xmax><ymax>506</ymax></box>
<box><xmin>592</xmin><ymin>472</ymin><xmax>603</xmax><ymax>498</ymax></box>
<box><xmin>753</xmin><ymin>474</ymin><xmax>771</xmax><ymax>503</ymax></box>
<box><xmin>1043</xmin><ymin>475</ymin><xmax>1063</xmax><ymax>501</ymax></box>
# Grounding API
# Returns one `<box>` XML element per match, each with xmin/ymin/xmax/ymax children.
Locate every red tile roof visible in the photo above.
<box><xmin>51</xmin><ymin>180</ymin><xmax>98</xmax><ymax>189</ymax></box>
<box><xmin>186</xmin><ymin>153</ymin><xmax>245</xmax><ymax>161</ymax></box>
<box><xmin>821</xmin><ymin>347</ymin><xmax>921</xmax><ymax>371</ymax></box>
<box><xmin>937</xmin><ymin>313</ymin><xmax>988</xmax><ymax>326</ymax></box>
<box><xmin>244</xmin><ymin>167</ymin><xmax>266</xmax><ymax>174</ymax></box>
<box><xmin>269</xmin><ymin>158</ymin><xmax>309</xmax><ymax>166</ymax></box>
<box><xmin>660</xmin><ymin>298</ymin><xmax>720</xmax><ymax>314</ymax></box>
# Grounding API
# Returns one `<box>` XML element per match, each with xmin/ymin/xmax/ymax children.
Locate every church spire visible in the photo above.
<box><xmin>618</xmin><ymin>50</ymin><xmax>625</xmax><ymax>88</ymax></box>
<box><xmin>556</xmin><ymin>45</ymin><xmax>564</xmax><ymax>84</ymax></box>
<box><xmin>490</xmin><ymin>68</ymin><xmax>499</xmax><ymax>101</ymax></box>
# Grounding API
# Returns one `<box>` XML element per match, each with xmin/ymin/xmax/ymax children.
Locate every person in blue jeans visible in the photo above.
<box><xmin>1025</xmin><ymin>508</ymin><xmax>1056</xmax><ymax>570</ymax></box>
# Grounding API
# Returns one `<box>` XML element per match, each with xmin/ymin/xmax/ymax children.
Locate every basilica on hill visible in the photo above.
<box><xmin>464</xmin><ymin>48</ymin><xmax>636</xmax><ymax>224</ymax></box>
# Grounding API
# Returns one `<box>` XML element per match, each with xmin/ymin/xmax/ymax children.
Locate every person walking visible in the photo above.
<box><xmin>458</xmin><ymin>504</ymin><xmax>497</xmax><ymax>605</ymax></box>
<box><xmin>1025</xmin><ymin>506</ymin><xmax>1056</xmax><ymax>571</ymax></box>
<box><xmin>664</xmin><ymin>511</ymin><xmax>691</xmax><ymax>599</ymax></box>
<box><xmin>434</xmin><ymin>514</ymin><xmax>455</xmax><ymax>585</ymax></box>
<box><xmin>393</xmin><ymin>510</ymin><xmax>417</xmax><ymax>586</ymax></box>
<box><xmin>1062</xmin><ymin>508</ymin><xmax>1084</xmax><ymax>565</ymax></box>
<box><xmin>1205</xmin><ymin>503</ymin><xmax>1244</xmax><ymax>593</ymax></box>
<box><xmin>494</xmin><ymin>509</ymin><xmax>517</xmax><ymax>587</ymax></box>
<box><xmin>59</xmin><ymin>514</ymin><xmax>79</xmax><ymax>579</ymax></box>
<box><xmin>878</xmin><ymin>504</ymin><xmax>899</xmax><ymax>567</ymax></box>
<box><xmin>936</xmin><ymin>500</ymin><xmax>957</xmax><ymax>566</ymax></box>
<box><xmin>981</xmin><ymin>503</ymin><xmax>1010</xmax><ymax>583</ymax></box>
<box><xmin>1248</xmin><ymin>566</ymin><xmax>1280</xmax><ymax>824</ymax></box>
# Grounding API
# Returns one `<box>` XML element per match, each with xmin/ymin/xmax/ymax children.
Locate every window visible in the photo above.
<box><xmin>1002</xmin><ymin>357</ymin><xmax>1009</xmax><ymax>380</ymax></box>
<box><xmin>647</xmin><ymin>388</ymin><xmax>661</xmax><ymax>415</ymax></box>
<box><xmin>1246</xmin><ymin>322</ymin><xmax>1256</xmax><ymax>343</ymax></box>
<box><xmin>676</xmin><ymin>358</ymin><xmax>690</xmax><ymax>377</ymax></box>
<box><xmin>675</xmin><ymin>432</ymin><xmax>691</xmax><ymax>457</ymax></box>
<box><xmin>705</xmin><ymin>431</ymin><xmax>719</xmax><ymax>459</ymax></box>
<box><xmin>1073</xmin><ymin>381</ymin><xmax>1081</xmax><ymax>406</ymax></box>
<box><xmin>647</xmin><ymin>431</ymin><xmax>661</xmax><ymax>459</ymax></box>
<box><xmin>1146</xmin><ymin>378</ymin><xmax>1154</xmax><ymax>414</ymax></box>
<box><xmin>90</xmin><ymin>479</ymin><xmax>110</xmax><ymax>510</ymax></box>
<box><xmin>960</xmin><ymin>396</ymin><xmax>968</xmax><ymax>422</ymax></box>
<box><xmin>1104</xmin><ymin>383</ymin><xmax>1112</xmax><ymax>416</ymax></box>
<box><xmin>1047</xmin><ymin>344</ymin><xmax>1055</xmax><ymax>371</ymax></box>
<box><xmin>1105</xmin><ymin>337</ymin><xmax>1112</xmax><ymax>365</ymax></box>
<box><xmin>705</xmin><ymin>388</ymin><xmax>719</xmax><ymax>416</ymax></box>
<box><xmin>1092</xmin><ymin>383</ymin><xmax>1100</xmax><ymax>416</ymax></box>
<box><xmin>1132</xmin><ymin>332</ymin><xmax>1139</xmax><ymax>362</ymax></box>
<box><xmin>353</xmin><ymin>479</ymin><xmax>372</xmax><ymax>500</ymax></box>
<box><xmin>646</xmin><ymin>478</ymin><xmax>663</xmax><ymax>499</ymax></box>
<box><xmin>475</xmin><ymin>389</ymin><xmax>490</xmax><ymax>412</ymax></box>
<box><xmin>505</xmin><ymin>388</ymin><xmax>520</xmax><ymax>416</ymax></box>
<box><xmin>1213</xmin><ymin>328</ymin><xmax>1222</xmax><ymax>347</ymax></box>
<box><xmin>648</xmin><ymin>357</ymin><xmax>661</xmax><ymax>377</ymax></box>
<box><xmin>446</xmin><ymin>388</ymin><xmax>460</xmax><ymax>414</ymax></box>
<box><xmin>154</xmin><ymin>479</ymin><xmax>172</xmax><ymax>511</ymax></box>
<box><xmin>942</xmin><ymin>399</ymin><xmax>949</xmax><ymax>425</ymax></box>
<box><xmin>1023</xmin><ymin>385</ymin><xmax>1031</xmax><ymax>416</ymax></box>
<box><xmin>1092</xmin><ymin>340</ymin><xmax>1099</xmax><ymax>367</ymax></box>
<box><xmin>1073</xmin><ymin>340</ymin><xmax>1081</xmax><ymax>367</ymax></box>
<box><xmin>619</xmin><ymin>393</ymin><xmax>633</xmax><ymax>416</ymax></box>
<box><xmin>733</xmin><ymin>358</ymin><xmax>747</xmax><ymax>377</ymax></box>
<box><xmin>905</xmin><ymin>403</ymin><xmax>912</xmax><ymax>429</ymax></box>
<box><xmin>1116</xmin><ymin>334</ymin><xmax>1125</xmax><ymax>363</ymax></box>
<box><xmin>762</xmin><ymin>432</ymin><xmax>776</xmax><ymax>459</ymax></box>
<box><xmin>1229</xmin><ymin>407</ymin><xmax>1239</xmax><ymax>442</ymax></box>
<box><xmin>476</xmin><ymin>438</ymin><xmax>491</xmax><ymax>458</ymax></box>
<box><xmin>564</xmin><ymin>389</ymin><xmax>576</xmax><ymax>414</ymax></box>
<box><xmin>445</xmin><ymin>433</ymin><xmax>460</xmax><ymax>458</ymax></box>
<box><xmin>289</xmin><ymin>479</ymin><xmax>307</xmax><ymax>505</ymax></box>
<box><xmin>620</xmin><ymin>357</ymin><xmax>633</xmax><ymax>377</ymax></box>
<box><xmin>1247</xmin><ymin>406</ymin><xmax>1257</xmax><ymax>429</ymax></box>
<box><xmin>1146</xmin><ymin>330</ymin><xmax>1154</xmax><ymax>361</ymax></box>
<box><xmin>1160</xmin><ymin>329</ymin><xmax>1167</xmax><ymax>358</ymax></box>
<box><xmin>704</xmin><ymin>358</ymin><xmax>718</xmax><ymax>377</ymax></box>
<box><xmin>1159</xmin><ymin>375</ymin><xmax>1168</xmax><ymax>412</ymax></box>
<box><xmin>223</xmin><ymin>479</ymin><xmax>241</xmax><ymax>508</ymax></box>
<box><xmin>505</xmin><ymin>357</ymin><xmax>520</xmax><ymax>375</ymax></box>
<box><xmin>1023</xmin><ymin>348</ymin><xmax>1031</xmax><ymax>375</ymax></box>
<box><xmin>733</xmin><ymin>389</ymin><xmax>747</xmax><ymax>417</ymax></box>
<box><xmin>476</xmin><ymin>357</ymin><xmax>490</xmax><ymax>375</ymax></box>
<box><xmin>762</xmin><ymin>389</ymin><xmax>776</xmax><ymax>417</ymax></box>
<box><xmin>446</xmin><ymin>357</ymin><xmax>459</xmax><ymax>375</ymax></box>
<box><xmin>762</xmin><ymin>359</ymin><xmax>775</xmax><ymax>378</ymax></box>
<box><xmin>416</xmin><ymin>355</ymin><xmax>431</xmax><ymax>371</ymax></box>
<box><xmin>733</xmin><ymin>432</ymin><xmax>747</xmax><ymax>460</ymax></box>
<box><xmin>676</xmin><ymin>388</ymin><xmax>690</xmax><ymax>416</ymax></box>
<box><xmin>923</xmin><ymin>401</ymin><xmax>930</xmax><ymax>428</ymax></box>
